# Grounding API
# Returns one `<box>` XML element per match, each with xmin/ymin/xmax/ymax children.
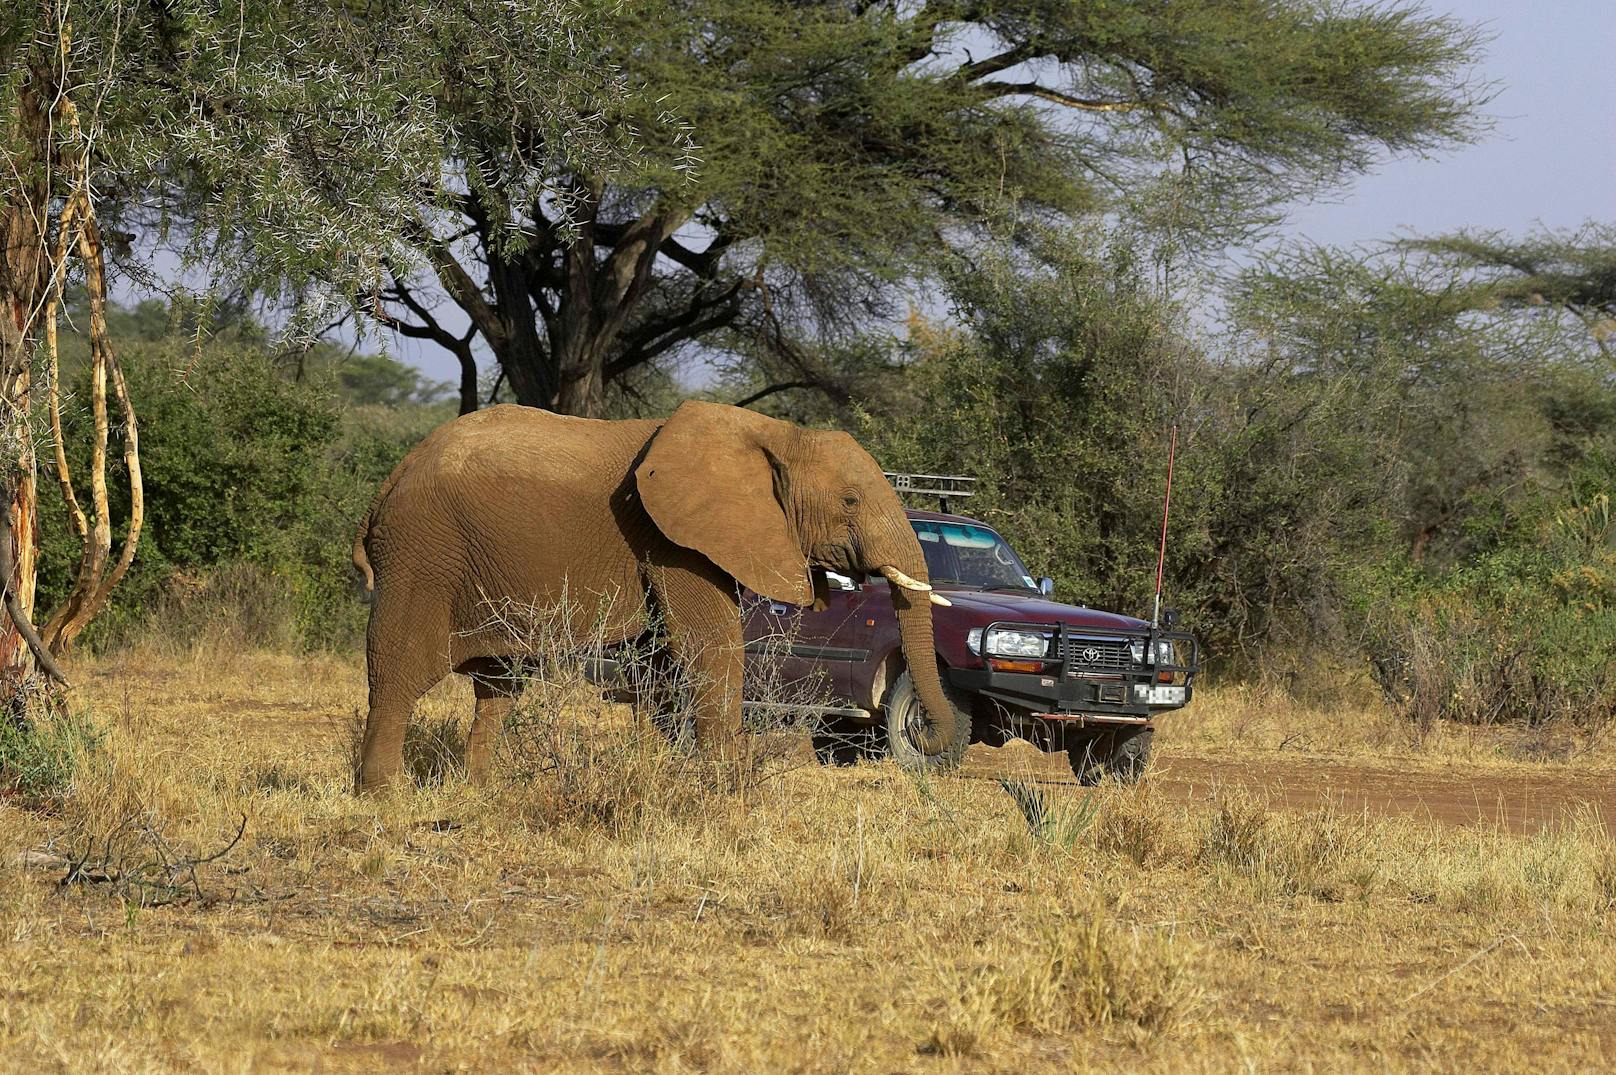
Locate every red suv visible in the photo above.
<box><xmin>742</xmin><ymin>499</ymin><xmax>1198</xmax><ymax>784</ymax></box>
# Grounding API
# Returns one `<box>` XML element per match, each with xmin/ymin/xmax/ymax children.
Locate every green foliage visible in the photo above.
<box><xmin>28</xmin><ymin>0</ymin><xmax>1487</xmax><ymax>414</ymax></box>
<box><xmin>999</xmin><ymin>778</ymin><xmax>1099</xmax><ymax>852</ymax></box>
<box><xmin>319</xmin><ymin>352</ymin><xmax>453</xmax><ymax>408</ymax></box>
<box><xmin>8</xmin><ymin>0</ymin><xmax>636</xmax><ymax>301</ymax></box>
<box><xmin>862</xmin><ymin>228</ymin><xmax>1391</xmax><ymax>665</ymax></box>
<box><xmin>0</xmin><ymin>709</ymin><xmax>101</xmax><ymax>803</ymax></box>
<box><xmin>1232</xmin><ymin>240</ymin><xmax>1616</xmax><ymax>567</ymax></box>
<box><xmin>35</xmin><ymin>302</ymin><xmax>448</xmax><ymax>650</ymax></box>
<box><xmin>1402</xmin><ymin>222</ymin><xmax>1616</xmax><ymax>326</ymax></box>
<box><xmin>1362</xmin><ymin>457</ymin><xmax>1616</xmax><ymax>730</ymax></box>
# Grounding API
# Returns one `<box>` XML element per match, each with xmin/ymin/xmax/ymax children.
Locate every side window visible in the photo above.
<box><xmin>913</xmin><ymin>528</ymin><xmax>958</xmax><ymax>581</ymax></box>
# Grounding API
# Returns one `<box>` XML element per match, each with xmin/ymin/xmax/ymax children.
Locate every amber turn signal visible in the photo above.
<box><xmin>989</xmin><ymin>658</ymin><xmax>1045</xmax><ymax>674</ymax></box>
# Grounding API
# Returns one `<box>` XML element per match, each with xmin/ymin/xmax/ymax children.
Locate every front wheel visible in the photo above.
<box><xmin>1066</xmin><ymin>727</ymin><xmax>1153</xmax><ymax>786</ymax></box>
<box><xmin>883</xmin><ymin>668</ymin><xmax>971</xmax><ymax>774</ymax></box>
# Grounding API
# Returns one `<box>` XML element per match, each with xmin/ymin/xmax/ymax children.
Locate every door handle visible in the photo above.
<box><xmin>769</xmin><ymin>602</ymin><xmax>790</xmax><ymax>615</ymax></box>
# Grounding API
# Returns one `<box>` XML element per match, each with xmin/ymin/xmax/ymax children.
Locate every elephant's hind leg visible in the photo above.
<box><xmin>357</xmin><ymin>597</ymin><xmax>452</xmax><ymax>794</ymax></box>
<box><xmin>465</xmin><ymin>659</ymin><xmax>522</xmax><ymax>784</ymax></box>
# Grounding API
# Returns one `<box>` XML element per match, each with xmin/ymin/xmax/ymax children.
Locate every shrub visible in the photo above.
<box><xmin>36</xmin><ymin>313</ymin><xmax>449</xmax><ymax>652</ymax></box>
<box><xmin>0</xmin><ymin>708</ymin><xmax>102</xmax><ymax>804</ymax></box>
<box><xmin>1363</xmin><ymin>477</ymin><xmax>1616</xmax><ymax>730</ymax></box>
<box><xmin>860</xmin><ymin>230</ymin><xmax>1398</xmax><ymax>671</ymax></box>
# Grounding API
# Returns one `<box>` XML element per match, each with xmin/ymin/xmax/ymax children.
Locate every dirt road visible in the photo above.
<box><xmin>960</xmin><ymin>744</ymin><xmax>1616</xmax><ymax>833</ymax></box>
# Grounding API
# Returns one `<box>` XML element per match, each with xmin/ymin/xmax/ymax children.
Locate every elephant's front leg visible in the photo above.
<box><xmin>645</xmin><ymin>559</ymin><xmax>746</xmax><ymax>752</ymax></box>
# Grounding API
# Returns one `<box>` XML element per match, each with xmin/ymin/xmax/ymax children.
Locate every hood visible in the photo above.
<box><xmin>933</xmin><ymin>587</ymin><xmax>1149</xmax><ymax>632</ymax></box>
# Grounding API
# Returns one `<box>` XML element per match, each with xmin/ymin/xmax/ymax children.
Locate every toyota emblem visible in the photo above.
<box><xmin>1081</xmin><ymin>646</ymin><xmax>1101</xmax><ymax>663</ymax></box>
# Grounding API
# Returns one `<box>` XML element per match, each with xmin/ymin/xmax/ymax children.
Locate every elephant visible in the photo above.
<box><xmin>350</xmin><ymin>399</ymin><xmax>956</xmax><ymax>793</ymax></box>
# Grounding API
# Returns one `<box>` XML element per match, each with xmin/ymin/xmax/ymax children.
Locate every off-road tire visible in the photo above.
<box><xmin>810</xmin><ymin>716</ymin><xmax>886</xmax><ymax>766</ymax></box>
<box><xmin>1066</xmin><ymin>727</ymin><xmax>1153</xmax><ymax>786</ymax></box>
<box><xmin>883</xmin><ymin>668</ymin><xmax>972</xmax><ymax>774</ymax></box>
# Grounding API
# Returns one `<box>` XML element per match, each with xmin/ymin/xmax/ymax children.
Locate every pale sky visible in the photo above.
<box><xmin>1279</xmin><ymin>0</ymin><xmax>1615</xmax><ymax>249</ymax></box>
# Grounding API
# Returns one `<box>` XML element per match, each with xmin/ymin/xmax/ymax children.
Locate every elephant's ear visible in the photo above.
<box><xmin>635</xmin><ymin>401</ymin><xmax>813</xmax><ymax>606</ymax></box>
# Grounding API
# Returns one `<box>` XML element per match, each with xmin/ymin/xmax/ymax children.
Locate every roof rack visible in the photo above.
<box><xmin>884</xmin><ymin>472</ymin><xmax>976</xmax><ymax>512</ymax></box>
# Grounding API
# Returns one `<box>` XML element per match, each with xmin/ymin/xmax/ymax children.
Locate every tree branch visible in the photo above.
<box><xmin>369</xmin><ymin>276</ymin><xmax>480</xmax><ymax>414</ymax></box>
<box><xmin>404</xmin><ymin>215</ymin><xmax>508</xmax><ymax>354</ymax></box>
<box><xmin>731</xmin><ymin>380</ymin><xmax>817</xmax><ymax>409</ymax></box>
<box><xmin>977</xmin><ymin>81</ymin><xmax>1155</xmax><ymax>112</ymax></box>
<box><xmin>958</xmin><ymin>45</ymin><xmax>1035</xmax><ymax>82</ymax></box>
<box><xmin>606</xmin><ymin>279</ymin><xmax>748</xmax><ymax>378</ymax></box>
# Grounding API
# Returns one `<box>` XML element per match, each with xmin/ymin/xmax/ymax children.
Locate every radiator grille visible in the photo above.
<box><xmin>1061</xmin><ymin>637</ymin><xmax>1137</xmax><ymax>675</ymax></box>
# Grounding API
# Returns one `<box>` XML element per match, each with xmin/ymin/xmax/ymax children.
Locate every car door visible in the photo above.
<box><xmin>742</xmin><ymin>572</ymin><xmax>869</xmax><ymax>706</ymax></box>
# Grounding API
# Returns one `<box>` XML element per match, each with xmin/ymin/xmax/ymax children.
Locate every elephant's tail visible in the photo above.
<box><xmin>352</xmin><ymin>461</ymin><xmax>407</xmax><ymax>599</ymax></box>
<box><xmin>351</xmin><ymin>524</ymin><xmax>376</xmax><ymax>598</ymax></box>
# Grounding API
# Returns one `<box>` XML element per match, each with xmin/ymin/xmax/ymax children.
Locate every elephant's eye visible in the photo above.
<box><xmin>842</xmin><ymin>495</ymin><xmax>859</xmax><ymax>510</ymax></box>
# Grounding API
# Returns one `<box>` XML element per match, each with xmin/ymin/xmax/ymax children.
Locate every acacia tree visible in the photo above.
<box><xmin>350</xmin><ymin>0</ymin><xmax>1490</xmax><ymax>416</ymax></box>
<box><xmin>1230</xmin><ymin>240</ymin><xmax>1616</xmax><ymax>565</ymax></box>
<box><xmin>1402</xmin><ymin>223</ymin><xmax>1616</xmax><ymax>357</ymax></box>
<box><xmin>1</xmin><ymin>0</ymin><xmax>627</xmax><ymax>694</ymax></box>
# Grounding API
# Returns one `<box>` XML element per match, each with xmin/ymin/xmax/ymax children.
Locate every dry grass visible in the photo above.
<box><xmin>1</xmin><ymin>649</ymin><xmax>1615</xmax><ymax>1072</ymax></box>
<box><xmin>1160</xmin><ymin>672</ymin><xmax>1616</xmax><ymax>770</ymax></box>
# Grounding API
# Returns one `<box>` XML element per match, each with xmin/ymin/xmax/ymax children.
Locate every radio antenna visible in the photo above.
<box><xmin>1152</xmin><ymin>424</ymin><xmax>1178</xmax><ymax>629</ymax></box>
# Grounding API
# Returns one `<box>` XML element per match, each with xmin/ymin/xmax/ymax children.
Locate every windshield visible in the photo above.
<box><xmin>907</xmin><ymin>520</ymin><xmax>1037</xmax><ymax>591</ymax></box>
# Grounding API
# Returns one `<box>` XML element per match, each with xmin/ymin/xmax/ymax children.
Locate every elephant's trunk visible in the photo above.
<box><xmin>875</xmin><ymin>549</ymin><xmax>959</xmax><ymax>757</ymax></box>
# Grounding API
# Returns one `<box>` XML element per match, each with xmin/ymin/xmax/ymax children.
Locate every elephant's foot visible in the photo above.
<box><xmin>465</xmin><ymin>689</ymin><xmax>514</xmax><ymax>787</ymax></box>
<box><xmin>354</xmin><ymin>759</ymin><xmax>407</xmax><ymax>796</ymax></box>
<box><xmin>463</xmin><ymin>752</ymin><xmax>494</xmax><ymax>787</ymax></box>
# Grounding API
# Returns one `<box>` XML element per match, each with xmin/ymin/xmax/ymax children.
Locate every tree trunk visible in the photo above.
<box><xmin>1</xmin><ymin>20</ymin><xmax>143</xmax><ymax>685</ymax></box>
<box><xmin>454</xmin><ymin>347</ymin><xmax>479</xmax><ymax>416</ymax></box>
<box><xmin>494</xmin><ymin>329</ymin><xmax>557</xmax><ymax>412</ymax></box>
<box><xmin>476</xmin><ymin>195</ymin><xmax>690</xmax><ymax>419</ymax></box>
<box><xmin>551</xmin><ymin>332</ymin><xmax>607</xmax><ymax>417</ymax></box>
<box><xmin>0</xmin><ymin>55</ymin><xmax>51</xmax><ymax>691</ymax></box>
<box><xmin>486</xmin><ymin>306</ymin><xmax>609</xmax><ymax>417</ymax></box>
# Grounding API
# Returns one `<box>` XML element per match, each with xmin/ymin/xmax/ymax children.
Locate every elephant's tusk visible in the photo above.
<box><xmin>879</xmin><ymin>565</ymin><xmax>931</xmax><ymax>592</ymax></box>
<box><xmin>929</xmin><ymin>591</ymin><xmax>952</xmax><ymax>607</ymax></box>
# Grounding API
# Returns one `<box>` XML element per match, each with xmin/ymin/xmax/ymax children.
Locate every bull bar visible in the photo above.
<box><xmin>946</xmin><ymin>620</ymin><xmax>1201</xmax><ymax>723</ymax></box>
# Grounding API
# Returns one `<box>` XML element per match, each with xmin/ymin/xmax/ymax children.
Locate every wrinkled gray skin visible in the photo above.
<box><xmin>351</xmin><ymin>400</ymin><xmax>954</xmax><ymax>793</ymax></box>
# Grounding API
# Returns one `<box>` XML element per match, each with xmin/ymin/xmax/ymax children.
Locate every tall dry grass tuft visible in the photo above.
<box><xmin>1594</xmin><ymin>842</ymin><xmax>1616</xmax><ymax>913</ymax></box>
<box><xmin>117</xmin><ymin>563</ymin><xmax>305</xmax><ymax>658</ymax></box>
<box><xmin>1198</xmin><ymin>793</ymin><xmax>1373</xmax><ymax>899</ymax></box>
<box><xmin>926</xmin><ymin>906</ymin><xmax>1200</xmax><ymax>1057</ymax></box>
<box><xmin>1093</xmin><ymin>783</ymin><xmax>1178</xmax><ymax>866</ymax></box>
<box><xmin>466</xmin><ymin>589</ymin><xmax>819</xmax><ymax>832</ymax></box>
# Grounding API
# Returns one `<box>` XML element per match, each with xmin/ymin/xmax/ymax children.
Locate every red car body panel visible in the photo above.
<box><xmin>743</xmin><ymin>508</ymin><xmax>1162</xmax><ymax>715</ymax></box>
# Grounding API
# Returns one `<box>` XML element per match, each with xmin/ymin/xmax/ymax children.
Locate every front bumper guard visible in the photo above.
<box><xmin>948</xmin><ymin>620</ymin><xmax>1200</xmax><ymax>722</ymax></box>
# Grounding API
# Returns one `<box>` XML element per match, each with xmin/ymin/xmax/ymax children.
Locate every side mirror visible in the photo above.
<box><xmin>1038</xmin><ymin>577</ymin><xmax>1055</xmax><ymax>597</ymax></box>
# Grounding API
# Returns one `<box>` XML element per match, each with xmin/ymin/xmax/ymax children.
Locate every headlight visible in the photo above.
<box><xmin>967</xmin><ymin>628</ymin><xmax>1050</xmax><ymax>658</ymax></box>
<box><xmin>1128</xmin><ymin>639</ymin><xmax>1146</xmax><ymax>665</ymax></box>
<box><xmin>1155</xmin><ymin>639</ymin><xmax>1175</xmax><ymax>666</ymax></box>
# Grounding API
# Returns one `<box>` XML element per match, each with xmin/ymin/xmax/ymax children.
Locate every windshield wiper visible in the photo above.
<box><xmin>980</xmin><ymin>584</ymin><xmax>1037</xmax><ymax>593</ymax></box>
